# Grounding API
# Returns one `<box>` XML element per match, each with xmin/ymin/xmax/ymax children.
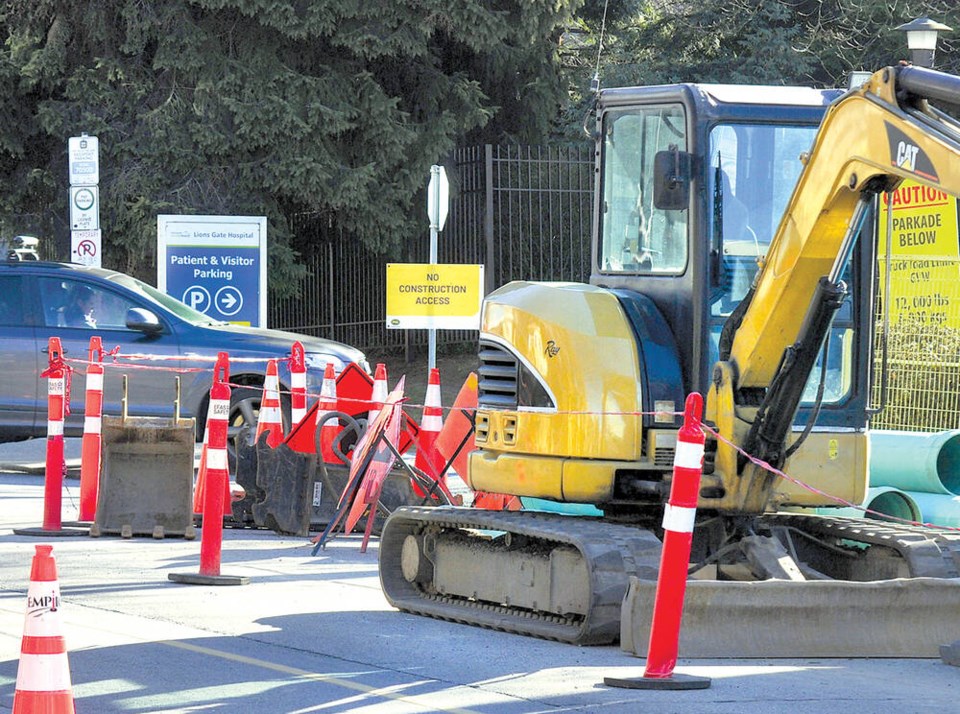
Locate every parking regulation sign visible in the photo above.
<box><xmin>157</xmin><ymin>215</ymin><xmax>267</xmax><ymax>327</ymax></box>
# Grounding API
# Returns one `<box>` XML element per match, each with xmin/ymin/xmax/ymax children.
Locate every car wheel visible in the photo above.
<box><xmin>225</xmin><ymin>386</ymin><xmax>291</xmax><ymax>468</ymax></box>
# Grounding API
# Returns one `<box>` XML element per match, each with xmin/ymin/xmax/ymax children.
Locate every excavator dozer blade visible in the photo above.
<box><xmin>621</xmin><ymin>576</ymin><xmax>960</xmax><ymax>658</ymax></box>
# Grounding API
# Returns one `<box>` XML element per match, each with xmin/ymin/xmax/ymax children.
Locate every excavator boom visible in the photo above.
<box><xmin>715</xmin><ymin>65</ymin><xmax>960</xmax><ymax>486</ymax></box>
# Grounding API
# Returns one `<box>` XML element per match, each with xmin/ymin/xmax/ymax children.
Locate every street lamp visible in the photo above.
<box><xmin>895</xmin><ymin>16</ymin><xmax>952</xmax><ymax>68</ymax></box>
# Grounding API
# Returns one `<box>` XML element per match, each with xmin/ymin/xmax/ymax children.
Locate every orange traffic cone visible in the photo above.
<box><xmin>13</xmin><ymin>544</ymin><xmax>75</xmax><ymax>714</ymax></box>
<box><xmin>193</xmin><ymin>430</ymin><xmax>209</xmax><ymax>515</ymax></box>
<box><xmin>255</xmin><ymin>359</ymin><xmax>284</xmax><ymax>448</ymax></box>
<box><xmin>193</xmin><ymin>424</ymin><xmax>231</xmax><ymax>517</ymax></box>
<box><xmin>414</xmin><ymin>368</ymin><xmax>446</xmax><ymax>497</ymax></box>
<box><xmin>316</xmin><ymin>363</ymin><xmax>342</xmax><ymax>463</ymax></box>
<box><xmin>367</xmin><ymin>363</ymin><xmax>388</xmax><ymax>430</ymax></box>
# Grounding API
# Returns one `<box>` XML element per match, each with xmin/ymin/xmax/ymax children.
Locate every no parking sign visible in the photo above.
<box><xmin>157</xmin><ymin>215</ymin><xmax>267</xmax><ymax>327</ymax></box>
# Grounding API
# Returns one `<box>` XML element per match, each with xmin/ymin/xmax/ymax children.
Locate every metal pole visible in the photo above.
<box><xmin>428</xmin><ymin>164</ymin><xmax>441</xmax><ymax>371</ymax></box>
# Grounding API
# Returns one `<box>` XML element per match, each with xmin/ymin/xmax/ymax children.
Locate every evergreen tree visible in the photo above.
<box><xmin>559</xmin><ymin>1</ymin><xmax>960</xmax><ymax>102</ymax></box>
<box><xmin>0</xmin><ymin>1</ymin><xmax>581</xmax><ymax>287</ymax></box>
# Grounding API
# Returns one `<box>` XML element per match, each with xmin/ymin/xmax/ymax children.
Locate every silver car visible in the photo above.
<box><xmin>0</xmin><ymin>260</ymin><xmax>369</xmax><ymax>444</ymax></box>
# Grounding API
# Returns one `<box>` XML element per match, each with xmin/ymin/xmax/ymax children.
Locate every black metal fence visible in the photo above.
<box><xmin>271</xmin><ymin>144</ymin><xmax>595</xmax><ymax>351</ymax></box>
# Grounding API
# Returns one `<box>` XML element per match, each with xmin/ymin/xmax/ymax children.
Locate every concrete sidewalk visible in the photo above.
<box><xmin>0</xmin><ymin>437</ymin><xmax>82</xmax><ymax>474</ymax></box>
<box><xmin>1</xmin><ymin>445</ymin><xmax>959</xmax><ymax>712</ymax></box>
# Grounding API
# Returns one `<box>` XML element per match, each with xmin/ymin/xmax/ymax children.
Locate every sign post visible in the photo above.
<box><xmin>426</xmin><ymin>165</ymin><xmax>449</xmax><ymax>370</ymax></box>
<box><xmin>68</xmin><ymin>134</ymin><xmax>101</xmax><ymax>267</ymax></box>
<box><xmin>157</xmin><ymin>215</ymin><xmax>268</xmax><ymax>327</ymax></box>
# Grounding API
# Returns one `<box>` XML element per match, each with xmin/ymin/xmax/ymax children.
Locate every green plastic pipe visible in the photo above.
<box><xmin>811</xmin><ymin>486</ymin><xmax>921</xmax><ymax>522</ymax></box>
<box><xmin>902</xmin><ymin>491</ymin><xmax>960</xmax><ymax>528</ymax></box>
<box><xmin>869</xmin><ymin>429</ymin><xmax>960</xmax><ymax>495</ymax></box>
<box><xmin>519</xmin><ymin>497</ymin><xmax>603</xmax><ymax>516</ymax></box>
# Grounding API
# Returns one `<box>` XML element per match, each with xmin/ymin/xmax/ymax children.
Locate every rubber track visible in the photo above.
<box><xmin>761</xmin><ymin>513</ymin><xmax>960</xmax><ymax>577</ymax></box>
<box><xmin>378</xmin><ymin>506</ymin><xmax>662</xmax><ymax>645</ymax></box>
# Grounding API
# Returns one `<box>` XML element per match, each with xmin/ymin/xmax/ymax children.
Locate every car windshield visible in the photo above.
<box><xmin>105</xmin><ymin>273</ymin><xmax>228</xmax><ymax>326</ymax></box>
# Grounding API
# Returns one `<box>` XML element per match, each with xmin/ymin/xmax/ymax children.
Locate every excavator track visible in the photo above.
<box><xmin>378</xmin><ymin>506</ymin><xmax>662</xmax><ymax>645</ymax></box>
<box><xmin>761</xmin><ymin>513</ymin><xmax>960</xmax><ymax>578</ymax></box>
<box><xmin>380</xmin><ymin>507</ymin><xmax>960</xmax><ymax>653</ymax></box>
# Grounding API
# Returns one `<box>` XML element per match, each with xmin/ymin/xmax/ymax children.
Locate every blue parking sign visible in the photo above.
<box><xmin>157</xmin><ymin>216</ymin><xmax>268</xmax><ymax>327</ymax></box>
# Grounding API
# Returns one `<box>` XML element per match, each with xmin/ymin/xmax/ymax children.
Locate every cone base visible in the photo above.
<box><xmin>13</xmin><ymin>690</ymin><xmax>75</xmax><ymax>714</ymax></box>
<box><xmin>61</xmin><ymin>520</ymin><xmax>94</xmax><ymax>528</ymax></box>
<box><xmin>168</xmin><ymin>572</ymin><xmax>250</xmax><ymax>586</ymax></box>
<box><xmin>604</xmin><ymin>673</ymin><xmax>711</xmax><ymax>690</ymax></box>
<box><xmin>12</xmin><ymin>526</ymin><xmax>88</xmax><ymax>537</ymax></box>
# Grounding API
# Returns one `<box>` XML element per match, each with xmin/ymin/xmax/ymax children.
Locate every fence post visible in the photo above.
<box><xmin>484</xmin><ymin>143</ymin><xmax>495</xmax><ymax>295</ymax></box>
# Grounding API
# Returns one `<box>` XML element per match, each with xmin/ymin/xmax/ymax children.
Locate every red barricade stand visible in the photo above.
<box><xmin>290</xmin><ymin>341</ymin><xmax>307</xmax><ymax>427</ymax></box>
<box><xmin>604</xmin><ymin>393</ymin><xmax>711</xmax><ymax>690</ymax></box>
<box><xmin>14</xmin><ymin>338</ymin><xmax>86</xmax><ymax>537</ymax></box>
<box><xmin>169</xmin><ymin>353</ymin><xmax>249</xmax><ymax>586</ymax></box>
<box><xmin>78</xmin><ymin>336</ymin><xmax>104</xmax><ymax>522</ymax></box>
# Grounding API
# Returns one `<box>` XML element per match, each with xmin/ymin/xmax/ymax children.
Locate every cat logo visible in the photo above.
<box><xmin>895</xmin><ymin>141</ymin><xmax>920</xmax><ymax>171</ymax></box>
<box><xmin>885</xmin><ymin>121</ymin><xmax>939</xmax><ymax>182</ymax></box>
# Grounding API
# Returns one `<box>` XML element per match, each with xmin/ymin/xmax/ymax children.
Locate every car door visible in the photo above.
<box><xmin>35</xmin><ymin>275</ymin><xmax>184</xmax><ymax>433</ymax></box>
<box><xmin>0</xmin><ymin>273</ymin><xmax>39</xmax><ymax>436</ymax></box>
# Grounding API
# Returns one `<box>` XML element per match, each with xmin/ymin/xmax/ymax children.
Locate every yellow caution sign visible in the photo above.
<box><xmin>876</xmin><ymin>180</ymin><xmax>960</xmax><ymax>328</ymax></box>
<box><xmin>386</xmin><ymin>263</ymin><xmax>484</xmax><ymax>329</ymax></box>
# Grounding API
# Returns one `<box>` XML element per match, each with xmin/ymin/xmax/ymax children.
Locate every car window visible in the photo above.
<box><xmin>37</xmin><ymin>277</ymin><xmax>142</xmax><ymax>330</ymax></box>
<box><xmin>107</xmin><ymin>273</ymin><xmax>225</xmax><ymax>325</ymax></box>
<box><xmin>0</xmin><ymin>276</ymin><xmax>26</xmax><ymax>325</ymax></box>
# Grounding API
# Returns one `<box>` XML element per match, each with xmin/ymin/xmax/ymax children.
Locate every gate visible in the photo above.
<box><xmin>272</xmin><ymin>144</ymin><xmax>595</xmax><ymax>351</ymax></box>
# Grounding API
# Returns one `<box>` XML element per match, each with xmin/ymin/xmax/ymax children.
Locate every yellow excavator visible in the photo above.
<box><xmin>379</xmin><ymin>64</ymin><xmax>960</xmax><ymax>654</ymax></box>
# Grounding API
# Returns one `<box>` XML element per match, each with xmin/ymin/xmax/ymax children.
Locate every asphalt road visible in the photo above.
<box><xmin>0</xmin><ymin>439</ymin><xmax>958</xmax><ymax>713</ymax></box>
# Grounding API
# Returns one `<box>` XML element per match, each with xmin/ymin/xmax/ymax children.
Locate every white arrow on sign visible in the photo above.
<box><xmin>214</xmin><ymin>286</ymin><xmax>243</xmax><ymax>317</ymax></box>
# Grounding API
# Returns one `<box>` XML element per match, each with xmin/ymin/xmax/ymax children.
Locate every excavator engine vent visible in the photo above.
<box><xmin>478</xmin><ymin>340</ymin><xmax>519</xmax><ymax>409</ymax></box>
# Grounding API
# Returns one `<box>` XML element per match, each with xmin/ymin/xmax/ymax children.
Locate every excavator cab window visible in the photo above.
<box><xmin>707</xmin><ymin>121</ymin><xmax>856</xmax><ymax>406</ymax></box>
<box><xmin>708</xmin><ymin>122</ymin><xmax>819</xmax><ymax>315</ymax></box>
<box><xmin>599</xmin><ymin>104</ymin><xmax>688</xmax><ymax>275</ymax></box>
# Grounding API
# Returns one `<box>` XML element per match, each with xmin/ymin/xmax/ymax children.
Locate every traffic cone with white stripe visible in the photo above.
<box><xmin>78</xmin><ymin>336</ymin><xmax>104</xmax><ymax>522</ymax></box>
<box><xmin>193</xmin><ymin>427</ymin><xmax>233</xmax><ymax>517</ymax></box>
<box><xmin>603</xmin><ymin>392</ymin><xmax>711</xmax><ymax>691</ymax></box>
<box><xmin>255</xmin><ymin>359</ymin><xmax>284</xmax><ymax>448</ymax></box>
<box><xmin>171</xmin><ymin>353</ymin><xmax>249</xmax><ymax>586</ymax></box>
<box><xmin>316</xmin><ymin>363</ymin><xmax>342</xmax><ymax>463</ymax></box>
<box><xmin>14</xmin><ymin>338</ymin><xmax>86</xmax><ymax>536</ymax></box>
<box><xmin>290</xmin><ymin>341</ymin><xmax>307</xmax><ymax>428</ymax></box>
<box><xmin>13</xmin><ymin>544</ymin><xmax>75</xmax><ymax>714</ymax></box>
<box><xmin>192</xmin><ymin>429</ymin><xmax>209</xmax><ymax>515</ymax></box>
<box><xmin>413</xmin><ymin>368</ymin><xmax>446</xmax><ymax>497</ymax></box>
<box><xmin>366</xmin><ymin>363</ymin><xmax>388</xmax><ymax>431</ymax></box>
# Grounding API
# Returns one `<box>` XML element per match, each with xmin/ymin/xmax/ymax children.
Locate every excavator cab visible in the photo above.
<box><xmin>594</xmin><ymin>84</ymin><xmax>867</xmax><ymax>411</ymax></box>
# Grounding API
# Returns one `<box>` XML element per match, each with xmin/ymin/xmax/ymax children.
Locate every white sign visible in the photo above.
<box><xmin>68</xmin><ymin>135</ymin><xmax>99</xmax><ymax>186</ymax></box>
<box><xmin>427</xmin><ymin>165</ymin><xmax>449</xmax><ymax>231</ymax></box>
<box><xmin>157</xmin><ymin>215</ymin><xmax>268</xmax><ymax>327</ymax></box>
<box><xmin>70</xmin><ymin>186</ymin><xmax>99</xmax><ymax>230</ymax></box>
<box><xmin>71</xmin><ymin>229</ymin><xmax>102</xmax><ymax>267</ymax></box>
